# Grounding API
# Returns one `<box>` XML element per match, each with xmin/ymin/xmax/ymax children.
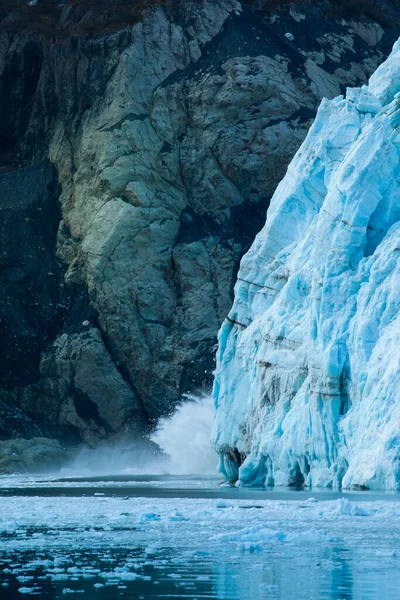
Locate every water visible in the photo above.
<box><xmin>0</xmin><ymin>473</ymin><xmax>399</xmax><ymax>501</ymax></box>
<box><xmin>0</xmin><ymin>474</ymin><xmax>399</xmax><ymax>600</ymax></box>
<box><xmin>56</xmin><ymin>394</ymin><xmax>217</xmax><ymax>479</ymax></box>
<box><xmin>1</xmin><ymin>399</ymin><xmax>399</xmax><ymax>599</ymax></box>
<box><xmin>151</xmin><ymin>393</ymin><xmax>218</xmax><ymax>475</ymax></box>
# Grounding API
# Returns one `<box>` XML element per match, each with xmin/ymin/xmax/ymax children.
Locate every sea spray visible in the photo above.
<box><xmin>151</xmin><ymin>393</ymin><xmax>218</xmax><ymax>474</ymax></box>
<box><xmin>60</xmin><ymin>394</ymin><xmax>217</xmax><ymax>476</ymax></box>
<box><xmin>61</xmin><ymin>437</ymin><xmax>162</xmax><ymax>476</ymax></box>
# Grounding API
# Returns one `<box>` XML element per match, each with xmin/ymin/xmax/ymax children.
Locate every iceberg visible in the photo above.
<box><xmin>212</xmin><ymin>40</ymin><xmax>400</xmax><ymax>491</ymax></box>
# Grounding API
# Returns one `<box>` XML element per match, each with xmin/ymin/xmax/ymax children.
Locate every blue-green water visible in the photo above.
<box><xmin>0</xmin><ymin>475</ymin><xmax>399</xmax><ymax>599</ymax></box>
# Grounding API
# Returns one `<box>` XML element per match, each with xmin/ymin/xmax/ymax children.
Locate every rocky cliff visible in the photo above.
<box><xmin>0</xmin><ymin>0</ymin><xmax>399</xmax><ymax>469</ymax></box>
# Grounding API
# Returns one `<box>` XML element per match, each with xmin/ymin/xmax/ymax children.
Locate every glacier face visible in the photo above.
<box><xmin>212</xmin><ymin>40</ymin><xmax>400</xmax><ymax>491</ymax></box>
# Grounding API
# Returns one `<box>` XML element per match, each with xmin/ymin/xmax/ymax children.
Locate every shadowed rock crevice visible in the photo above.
<box><xmin>73</xmin><ymin>389</ymin><xmax>112</xmax><ymax>432</ymax></box>
<box><xmin>0</xmin><ymin>162</ymin><xmax>69</xmax><ymax>387</ymax></box>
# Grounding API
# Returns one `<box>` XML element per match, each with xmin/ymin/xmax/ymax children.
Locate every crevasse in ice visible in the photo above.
<box><xmin>212</xmin><ymin>40</ymin><xmax>400</xmax><ymax>491</ymax></box>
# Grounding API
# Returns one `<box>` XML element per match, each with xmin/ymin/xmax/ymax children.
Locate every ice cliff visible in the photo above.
<box><xmin>212</xmin><ymin>40</ymin><xmax>400</xmax><ymax>491</ymax></box>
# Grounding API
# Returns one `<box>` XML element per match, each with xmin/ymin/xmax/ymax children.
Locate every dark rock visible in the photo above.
<box><xmin>0</xmin><ymin>437</ymin><xmax>68</xmax><ymax>474</ymax></box>
<box><xmin>0</xmin><ymin>161</ymin><xmax>70</xmax><ymax>388</ymax></box>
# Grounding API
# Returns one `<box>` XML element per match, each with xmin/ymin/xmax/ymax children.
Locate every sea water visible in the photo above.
<box><xmin>0</xmin><ymin>473</ymin><xmax>399</xmax><ymax>600</ymax></box>
<box><xmin>1</xmin><ymin>398</ymin><xmax>399</xmax><ymax>599</ymax></box>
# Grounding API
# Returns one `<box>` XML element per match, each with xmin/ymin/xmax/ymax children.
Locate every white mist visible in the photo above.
<box><xmin>151</xmin><ymin>393</ymin><xmax>218</xmax><ymax>475</ymax></box>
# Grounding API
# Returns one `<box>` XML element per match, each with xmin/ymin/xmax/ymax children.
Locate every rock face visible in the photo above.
<box><xmin>0</xmin><ymin>437</ymin><xmax>68</xmax><ymax>474</ymax></box>
<box><xmin>0</xmin><ymin>0</ymin><xmax>399</xmax><ymax>462</ymax></box>
<box><xmin>212</xmin><ymin>39</ymin><xmax>400</xmax><ymax>491</ymax></box>
<box><xmin>0</xmin><ymin>162</ymin><xmax>65</xmax><ymax>388</ymax></box>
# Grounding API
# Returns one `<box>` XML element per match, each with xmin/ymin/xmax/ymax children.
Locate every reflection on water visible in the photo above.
<box><xmin>1</xmin><ymin>543</ymin><xmax>399</xmax><ymax>600</ymax></box>
<box><xmin>0</xmin><ymin>476</ymin><xmax>399</xmax><ymax>600</ymax></box>
<box><xmin>1</xmin><ymin>473</ymin><xmax>399</xmax><ymax>501</ymax></box>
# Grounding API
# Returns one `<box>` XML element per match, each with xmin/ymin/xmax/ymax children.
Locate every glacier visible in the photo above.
<box><xmin>212</xmin><ymin>40</ymin><xmax>400</xmax><ymax>491</ymax></box>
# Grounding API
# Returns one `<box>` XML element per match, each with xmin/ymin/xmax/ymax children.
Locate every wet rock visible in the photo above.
<box><xmin>0</xmin><ymin>437</ymin><xmax>68</xmax><ymax>474</ymax></box>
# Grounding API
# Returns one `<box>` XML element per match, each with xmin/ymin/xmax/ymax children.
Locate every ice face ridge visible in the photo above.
<box><xmin>212</xmin><ymin>39</ymin><xmax>400</xmax><ymax>491</ymax></box>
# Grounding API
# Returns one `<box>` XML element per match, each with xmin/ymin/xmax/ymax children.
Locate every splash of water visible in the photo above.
<box><xmin>58</xmin><ymin>394</ymin><xmax>218</xmax><ymax>477</ymax></box>
<box><xmin>62</xmin><ymin>438</ymin><xmax>162</xmax><ymax>476</ymax></box>
<box><xmin>151</xmin><ymin>393</ymin><xmax>218</xmax><ymax>474</ymax></box>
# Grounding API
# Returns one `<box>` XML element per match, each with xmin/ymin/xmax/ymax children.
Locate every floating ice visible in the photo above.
<box><xmin>1</xmin><ymin>493</ymin><xmax>400</xmax><ymax>599</ymax></box>
<box><xmin>212</xmin><ymin>39</ymin><xmax>400</xmax><ymax>491</ymax></box>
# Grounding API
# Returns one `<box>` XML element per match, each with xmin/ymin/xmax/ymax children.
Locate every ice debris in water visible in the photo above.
<box><xmin>1</xmin><ymin>494</ymin><xmax>400</xmax><ymax>596</ymax></box>
<box><xmin>212</xmin><ymin>38</ymin><xmax>400</xmax><ymax>491</ymax></box>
